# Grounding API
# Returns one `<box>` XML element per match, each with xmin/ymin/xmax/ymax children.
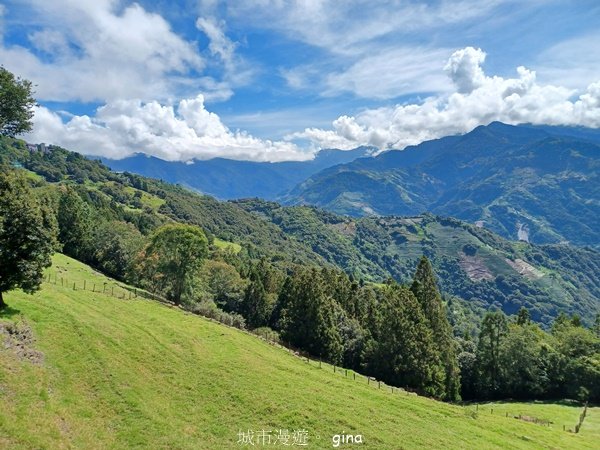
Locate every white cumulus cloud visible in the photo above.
<box><xmin>0</xmin><ymin>0</ymin><xmax>247</xmax><ymax>103</ymax></box>
<box><xmin>289</xmin><ymin>47</ymin><xmax>600</xmax><ymax>151</ymax></box>
<box><xmin>26</xmin><ymin>95</ymin><xmax>311</xmax><ymax>162</ymax></box>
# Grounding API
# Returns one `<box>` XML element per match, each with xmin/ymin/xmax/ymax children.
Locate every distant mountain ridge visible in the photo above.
<box><xmin>101</xmin><ymin>147</ymin><xmax>374</xmax><ymax>200</ymax></box>
<box><xmin>284</xmin><ymin>122</ymin><xmax>600</xmax><ymax>247</ymax></box>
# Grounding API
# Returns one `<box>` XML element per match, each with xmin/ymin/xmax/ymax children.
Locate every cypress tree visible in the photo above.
<box><xmin>242</xmin><ymin>271</ymin><xmax>270</xmax><ymax>329</ymax></box>
<box><xmin>370</xmin><ymin>283</ymin><xmax>445</xmax><ymax>397</ymax></box>
<box><xmin>279</xmin><ymin>268</ymin><xmax>343</xmax><ymax>363</ymax></box>
<box><xmin>410</xmin><ymin>256</ymin><xmax>460</xmax><ymax>400</ymax></box>
<box><xmin>476</xmin><ymin>310</ymin><xmax>508</xmax><ymax>398</ymax></box>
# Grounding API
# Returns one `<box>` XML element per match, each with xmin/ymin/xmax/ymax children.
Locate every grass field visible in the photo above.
<box><xmin>0</xmin><ymin>254</ymin><xmax>597</xmax><ymax>449</ymax></box>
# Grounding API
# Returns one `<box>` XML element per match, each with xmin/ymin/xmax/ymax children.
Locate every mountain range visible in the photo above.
<box><xmin>284</xmin><ymin>122</ymin><xmax>600</xmax><ymax>247</ymax></box>
<box><xmin>101</xmin><ymin>147</ymin><xmax>373</xmax><ymax>200</ymax></box>
<box><xmin>101</xmin><ymin>122</ymin><xmax>600</xmax><ymax>247</ymax></box>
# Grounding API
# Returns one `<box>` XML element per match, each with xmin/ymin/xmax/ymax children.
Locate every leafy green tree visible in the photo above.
<box><xmin>92</xmin><ymin>220</ymin><xmax>144</xmax><ymax>281</ymax></box>
<box><xmin>499</xmin><ymin>323</ymin><xmax>548</xmax><ymax>398</ymax></box>
<box><xmin>0</xmin><ymin>171</ymin><xmax>57</xmax><ymax>308</ymax></box>
<box><xmin>411</xmin><ymin>256</ymin><xmax>461</xmax><ymax>400</ymax></box>
<box><xmin>476</xmin><ymin>310</ymin><xmax>508</xmax><ymax>398</ymax></box>
<box><xmin>456</xmin><ymin>336</ymin><xmax>478</xmax><ymax>399</ymax></box>
<box><xmin>200</xmin><ymin>260</ymin><xmax>246</xmax><ymax>312</ymax></box>
<box><xmin>552</xmin><ymin>323</ymin><xmax>600</xmax><ymax>401</ymax></box>
<box><xmin>138</xmin><ymin>224</ymin><xmax>208</xmax><ymax>305</ymax></box>
<box><xmin>0</xmin><ymin>67</ymin><xmax>36</xmax><ymax>136</ymax></box>
<box><xmin>516</xmin><ymin>306</ymin><xmax>531</xmax><ymax>326</ymax></box>
<box><xmin>552</xmin><ymin>312</ymin><xmax>571</xmax><ymax>333</ymax></box>
<box><xmin>57</xmin><ymin>188</ymin><xmax>95</xmax><ymax>262</ymax></box>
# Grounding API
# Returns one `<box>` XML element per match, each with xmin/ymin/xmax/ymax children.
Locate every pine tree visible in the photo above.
<box><xmin>242</xmin><ymin>270</ymin><xmax>271</xmax><ymax>329</ymax></box>
<box><xmin>410</xmin><ymin>256</ymin><xmax>460</xmax><ymax>400</ymax></box>
<box><xmin>278</xmin><ymin>268</ymin><xmax>343</xmax><ymax>363</ymax></box>
<box><xmin>369</xmin><ymin>283</ymin><xmax>445</xmax><ymax>397</ymax></box>
<box><xmin>476</xmin><ymin>310</ymin><xmax>508</xmax><ymax>398</ymax></box>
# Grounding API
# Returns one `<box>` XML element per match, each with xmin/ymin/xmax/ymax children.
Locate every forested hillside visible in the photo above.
<box><xmin>237</xmin><ymin>200</ymin><xmax>600</xmax><ymax>328</ymax></box>
<box><xmin>2</xmin><ymin>136</ymin><xmax>600</xmax><ymax>329</ymax></box>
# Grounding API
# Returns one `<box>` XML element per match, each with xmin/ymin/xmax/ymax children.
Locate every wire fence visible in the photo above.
<box><xmin>42</xmin><ymin>272</ymin><xmax>590</xmax><ymax>435</ymax></box>
<box><xmin>44</xmin><ymin>272</ymin><xmax>167</xmax><ymax>304</ymax></box>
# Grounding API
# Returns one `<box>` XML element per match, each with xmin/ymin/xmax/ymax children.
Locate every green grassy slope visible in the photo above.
<box><xmin>1</xmin><ymin>254</ymin><xmax>598</xmax><ymax>449</ymax></box>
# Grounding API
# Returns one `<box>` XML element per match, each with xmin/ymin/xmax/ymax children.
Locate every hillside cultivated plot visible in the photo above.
<box><xmin>0</xmin><ymin>254</ymin><xmax>598</xmax><ymax>449</ymax></box>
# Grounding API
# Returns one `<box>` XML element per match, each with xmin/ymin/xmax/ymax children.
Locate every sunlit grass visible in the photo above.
<box><xmin>1</xmin><ymin>254</ymin><xmax>597</xmax><ymax>449</ymax></box>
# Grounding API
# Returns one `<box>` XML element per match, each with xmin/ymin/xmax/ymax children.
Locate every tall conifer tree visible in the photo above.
<box><xmin>411</xmin><ymin>256</ymin><xmax>460</xmax><ymax>400</ymax></box>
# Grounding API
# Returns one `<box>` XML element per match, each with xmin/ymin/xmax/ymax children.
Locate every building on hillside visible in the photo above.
<box><xmin>25</xmin><ymin>142</ymin><xmax>52</xmax><ymax>154</ymax></box>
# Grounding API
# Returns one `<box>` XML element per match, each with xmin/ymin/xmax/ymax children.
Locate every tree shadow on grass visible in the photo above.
<box><xmin>0</xmin><ymin>305</ymin><xmax>21</xmax><ymax>319</ymax></box>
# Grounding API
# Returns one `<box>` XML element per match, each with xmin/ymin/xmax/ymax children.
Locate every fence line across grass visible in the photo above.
<box><xmin>44</xmin><ymin>272</ymin><xmax>166</xmax><ymax>304</ymax></box>
<box><xmin>42</xmin><ymin>272</ymin><xmax>591</xmax><ymax>436</ymax></box>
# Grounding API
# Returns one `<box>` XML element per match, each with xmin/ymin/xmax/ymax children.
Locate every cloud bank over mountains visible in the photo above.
<box><xmin>28</xmin><ymin>47</ymin><xmax>600</xmax><ymax>161</ymax></box>
<box><xmin>290</xmin><ymin>48</ymin><xmax>600</xmax><ymax>152</ymax></box>
<box><xmin>30</xmin><ymin>96</ymin><xmax>309</xmax><ymax>162</ymax></box>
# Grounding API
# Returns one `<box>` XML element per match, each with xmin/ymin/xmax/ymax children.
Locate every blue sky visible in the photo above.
<box><xmin>1</xmin><ymin>0</ymin><xmax>600</xmax><ymax>161</ymax></box>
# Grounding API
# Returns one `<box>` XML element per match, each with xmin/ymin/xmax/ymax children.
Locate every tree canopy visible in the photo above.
<box><xmin>0</xmin><ymin>171</ymin><xmax>56</xmax><ymax>307</ymax></box>
<box><xmin>0</xmin><ymin>68</ymin><xmax>36</xmax><ymax>137</ymax></box>
<box><xmin>136</xmin><ymin>224</ymin><xmax>209</xmax><ymax>305</ymax></box>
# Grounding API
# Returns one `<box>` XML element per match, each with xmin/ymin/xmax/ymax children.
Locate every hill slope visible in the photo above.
<box><xmin>2</xmin><ymin>137</ymin><xmax>600</xmax><ymax>327</ymax></box>
<box><xmin>236</xmin><ymin>200</ymin><xmax>600</xmax><ymax>327</ymax></box>
<box><xmin>1</xmin><ymin>254</ymin><xmax>598</xmax><ymax>449</ymax></box>
<box><xmin>284</xmin><ymin>122</ymin><xmax>600</xmax><ymax>247</ymax></box>
<box><xmin>102</xmin><ymin>147</ymin><xmax>373</xmax><ymax>200</ymax></box>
